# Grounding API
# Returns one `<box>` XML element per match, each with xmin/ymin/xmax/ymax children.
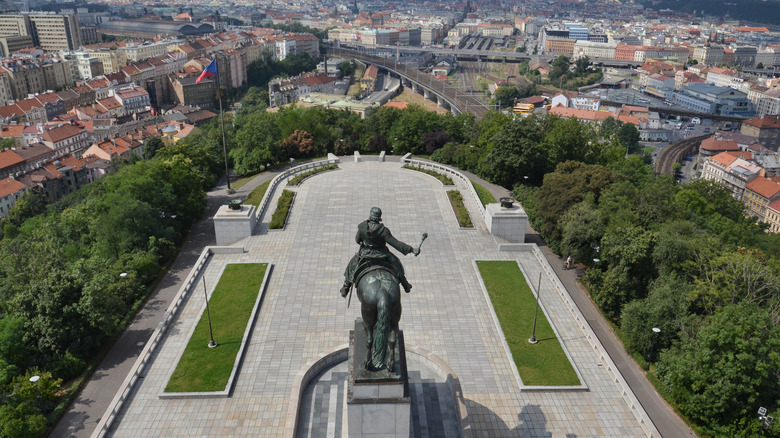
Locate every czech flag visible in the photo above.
<box><xmin>196</xmin><ymin>59</ymin><xmax>217</xmax><ymax>83</ymax></box>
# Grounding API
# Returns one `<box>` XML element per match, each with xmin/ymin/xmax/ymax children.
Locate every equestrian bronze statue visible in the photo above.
<box><xmin>340</xmin><ymin>207</ymin><xmax>426</xmax><ymax>372</ymax></box>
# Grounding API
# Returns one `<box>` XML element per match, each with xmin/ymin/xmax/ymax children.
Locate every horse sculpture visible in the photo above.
<box><xmin>355</xmin><ymin>266</ymin><xmax>403</xmax><ymax>372</ymax></box>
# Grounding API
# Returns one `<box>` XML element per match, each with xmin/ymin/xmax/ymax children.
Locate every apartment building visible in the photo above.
<box><xmin>0</xmin><ymin>13</ymin><xmax>81</xmax><ymax>51</ymax></box>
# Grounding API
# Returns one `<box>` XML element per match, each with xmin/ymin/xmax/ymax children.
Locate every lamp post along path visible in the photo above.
<box><xmin>529</xmin><ymin>272</ymin><xmax>542</xmax><ymax>344</ymax></box>
<box><xmin>202</xmin><ymin>277</ymin><xmax>217</xmax><ymax>348</ymax></box>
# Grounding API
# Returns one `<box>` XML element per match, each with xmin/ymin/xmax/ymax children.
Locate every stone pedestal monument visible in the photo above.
<box><xmin>484</xmin><ymin>197</ymin><xmax>527</xmax><ymax>243</ymax></box>
<box><xmin>214</xmin><ymin>200</ymin><xmax>256</xmax><ymax>246</ymax></box>
<box><xmin>347</xmin><ymin>319</ymin><xmax>410</xmax><ymax>437</ymax></box>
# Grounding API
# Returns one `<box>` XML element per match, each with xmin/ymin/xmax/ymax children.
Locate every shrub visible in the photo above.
<box><xmin>403</xmin><ymin>164</ymin><xmax>454</xmax><ymax>185</ymax></box>
<box><xmin>448</xmin><ymin>190</ymin><xmax>473</xmax><ymax>228</ymax></box>
<box><xmin>269</xmin><ymin>190</ymin><xmax>294</xmax><ymax>229</ymax></box>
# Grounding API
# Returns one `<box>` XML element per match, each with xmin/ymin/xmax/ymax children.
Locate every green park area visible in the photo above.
<box><xmin>165</xmin><ymin>263</ymin><xmax>268</xmax><ymax>393</ymax></box>
<box><xmin>477</xmin><ymin>261</ymin><xmax>580</xmax><ymax>386</ymax></box>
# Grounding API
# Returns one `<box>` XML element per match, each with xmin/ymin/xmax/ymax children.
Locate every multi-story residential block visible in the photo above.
<box><xmin>744</xmin><ymin>176</ymin><xmax>780</xmax><ymax>221</ymax></box>
<box><xmin>0</xmin><ymin>13</ymin><xmax>81</xmax><ymax>51</ymax></box>
<box><xmin>573</xmin><ymin>41</ymin><xmax>617</xmax><ymax>60</ymax></box>
<box><xmin>741</xmin><ymin>115</ymin><xmax>780</xmax><ymax>150</ymax></box>
<box><xmin>421</xmin><ymin>27</ymin><xmax>440</xmax><ymax>45</ymax></box>
<box><xmin>733</xmin><ymin>46</ymin><xmax>757</xmax><ymax>67</ymax></box>
<box><xmin>40</xmin><ymin>123</ymin><xmax>89</xmax><ymax>155</ymax></box>
<box><xmin>0</xmin><ymin>177</ymin><xmax>27</xmax><ymax>218</ymax></box>
<box><xmin>0</xmin><ymin>148</ymin><xmax>25</xmax><ymax>178</ymax></box>
<box><xmin>114</xmin><ymin>86</ymin><xmax>150</xmax><ymax>113</ymax></box>
<box><xmin>0</xmin><ymin>35</ymin><xmax>33</xmax><ymax>57</ymax></box>
<box><xmin>34</xmin><ymin>91</ymin><xmax>64</xmax><ymax>120</ymax></box>
<box><xmin>692</xmin><ymin>44</ymin><xmax>724</xmax><ymax>65</ymax></box>
<box><xmin>700</xmin><ymin>151</ymin><xmax>760</xmax><ymax>199</ymax></box>
<box><xmin>121</xmin><ymin>39</ymin><xmax>181</xmax><ymax>62</ymax></box>
<box><xmin>76</xmin><ymin>56</ymin><xmax>104</xmax><ymax>80</ymax></box>
<box><xmin>755</xmin><ymin>47</ymin><xmax>777</xmax><ymax>68</ymax></box>
<box><xmin>615</xmin><ymin>44</ymin><xmax>639</xmax><ymax>61</ymax></box>
<box><xmin>268</xmin><ymin>72</ymin><xmax>336</xmax><ymax>108</ymax></box>
<box><xmin>766</xmin><ymin>199</ymin><xmax>780</xmax><ymax>233</ymax></box>
<box><xmin>171</xmin><ymin>76</ymin><xmax>215</xmax><ymax>110</ymax></box>
<box><xmin>82</xmin><ymin>47</ymin><xmax>127</xmax><ymax>74</ymax></box>
<box><xmin>545</xmin><ymin>37</ymin><xmax>576</xmax><ymax>58</ymax></box>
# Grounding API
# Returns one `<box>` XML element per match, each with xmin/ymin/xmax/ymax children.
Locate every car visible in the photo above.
<box><xmin>684</xmin><ymin>156</ymin><xmax>693</xmax><ymax>161</ymax></box>
<box><xmin>704</xmin><ymin>128</ymin><xmax>710</xmax><ymax>133</ymax></box>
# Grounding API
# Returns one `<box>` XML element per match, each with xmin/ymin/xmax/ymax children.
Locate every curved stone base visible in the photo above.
<box><xmin>289</xmin><ymin>345</ymin><xmax>466</xmax><ymax>437</ymax></box>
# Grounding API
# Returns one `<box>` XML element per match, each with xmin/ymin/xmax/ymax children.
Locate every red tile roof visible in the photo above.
<box><xmin>40</xmin><ymin>124</ymin><xmax>83</xmax><ymax>143</ymax></box>
<box><xmin>700</xmin><ymin>137</ymin><xmax>740</xmax><ymax>152</ymax></box>
<box><xmin>746</xmin><ymin>176</ymin><xmax>780</xmax><ymax>198</ymax></box>
<box><xmin>0</xmin><ymin>177</ymin><xmax>26</xmax><ymax>198</ymax></box>
<box><xmin>744</xmin><ymin>115</ymin><xmax>780</xmax><ymax>129</ymax></box>
<box><xmin>0</xmin><ymin>149</ymin><xmax>23</xmax><ymax>169</ymax></box>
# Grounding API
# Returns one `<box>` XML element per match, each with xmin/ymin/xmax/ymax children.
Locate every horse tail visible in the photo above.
<box><xmin>372</xmin><ymin>292</ymin><xmax>389</xmax><ymax>369</ymax></box>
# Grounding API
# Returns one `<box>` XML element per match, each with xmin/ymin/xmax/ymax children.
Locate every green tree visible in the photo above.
<box><xmin>534</xmin><ymin>161</ymin><xmax>621</xmax><ymax>244</ymax></box>
<box><xmin>3</xmin><ymin>191</ymin><xmax>46</xmax><ymax>229</ymax></box>
<box><xmin>656</xmin><ymin>303</ymin><xmax>780</xmax><ymax>437</ymax></box>
<box><xmin>616</xmin><ymin>123</ymin><xmax>640</xmax><ymax>154</ymax></box>
<box><xmin>232</xmin><ymin>111</ymin><xmax>281</xmax><ymax>174</ymax></box>
<box><xmin>478</xmin><ymin>114</ymin><xmax>547</xmax><ymax>187</ymax></box>
<box><xmin>575</xmin><ymin>56</ymin><xmax>591</xmax><ymax>75</ymax></box>
<box><xmin>143</xmin><ymin>137</ymin><xmax>164</xmax><ymax>160</ymax></box>
<box><xmin>490</xmin><ymin>86</ymin><xmax>522</xmax><ymax>107</ymax></box>
<box><xmin>620</xmin><ymin>273</ymin><xmax>691</xmax><ymax>356</ymax></box>
<box><xmin>0</xmin><ymin>402</ymin><xmax>47</xmax><ymax>438</ymax></box>
<box><xmin>549</xmin><ymin>56</ymin><xmax>569</xmax><ymax>82</ymax></box>
<box><xmin>0</xmin><ymin>138</ymin><xmax>16</xmax><ymax>150</ymax></box>
<box><xmin>340</xmin><ymin>61</ymin><xmax>354</xmax><ymax>77</ymax></box>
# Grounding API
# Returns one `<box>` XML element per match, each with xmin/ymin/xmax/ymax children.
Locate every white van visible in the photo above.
<box><xmin>691</xmin><ymin>117</ymin><xmax>701</xmax><ymax>124</ymax></box>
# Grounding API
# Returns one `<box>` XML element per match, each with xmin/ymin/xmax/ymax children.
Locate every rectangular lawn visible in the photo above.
<box><xmin>477</xmin><ymin>261</ymin><xmax>580</xmax><ymax>386</ymax></box>
<box><xmin>165</xmin><ymin>263</ymin><xmax>268</xmax><ymax>393</ymax></box>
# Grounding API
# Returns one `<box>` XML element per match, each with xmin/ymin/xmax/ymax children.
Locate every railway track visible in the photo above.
<box><xmin>654</xmin><ymin>134</ymin><xmax>711</xmax><ymax>176</ymax></box>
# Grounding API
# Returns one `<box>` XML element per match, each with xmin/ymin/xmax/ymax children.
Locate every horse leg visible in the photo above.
<box><xmin>387</xmin><ymin>327</ymin><xmax>397</xmax><ymax>371</ymax></box>
<box><xmin>361</xmin><ymin>300</ymin><xmax>376</xmax><ymax>370</ymax></box>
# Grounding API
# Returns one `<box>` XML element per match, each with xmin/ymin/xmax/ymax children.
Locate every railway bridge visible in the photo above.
<box><xmin>328</xmin><ymin>47</ymin><xmax>492</xmax><ymax>119</ymax></box>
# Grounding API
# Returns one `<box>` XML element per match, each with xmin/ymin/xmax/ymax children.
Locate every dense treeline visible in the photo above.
<box><xmin>0</xmin><ymin>119</ymin><xmax>223</xmax><ymax>436</ymax></box>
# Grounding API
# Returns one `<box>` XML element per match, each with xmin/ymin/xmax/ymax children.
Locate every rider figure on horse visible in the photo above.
<box><xmin>340</xmin><ymin>207</ymin><xmax>420</xmax><ymax>297</ymax></box>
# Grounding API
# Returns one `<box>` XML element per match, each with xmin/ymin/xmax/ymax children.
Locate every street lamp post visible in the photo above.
<box><xmin>528</xmin><ymin>272</ymin><xmax>543</xmax><ymax>344</ymax></box>
<box><xmin>758</xmin><ymin>407</ymin><xmax>774</xmax><ymax>438</ymax></box>
<box><xmin>202</xmin><ymin>277</ymin><xmax>217</xmax><ymax>348</ymax></box>
<box><xmin>119</xmin><ymin>272</ymin><xmax>128</xmax><ymax>300</ymax></box>
<box><xmin>646</xmin><ymin>327</ymin><xmax>661</xmax><ymax>370</ymax></box>
<box><xmin>29</xmin><ymin>375</ymin><xmax>42</xmax><ymax>411</ymax></box>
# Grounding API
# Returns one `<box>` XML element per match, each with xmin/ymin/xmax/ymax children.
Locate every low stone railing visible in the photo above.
<box><xmin>254</xmin><ymin>154</ymin><xmax>340</xmax><ymax>224</ymax></box>
<box><xmin>528</xmin><ymin>245</ymin><xmax>660</xmax><ymax>437</ymax></box>
<box><xmin>91</xmin><ymin>246</ymin><xmax>245</xmax><ymax>438</ymax></box>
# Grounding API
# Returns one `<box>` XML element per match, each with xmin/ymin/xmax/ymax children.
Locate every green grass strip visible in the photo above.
<box><xmin>403</xmin><ymin>164</ymin><xmax>454</xmax><ymax>185</ymax></box>
<box><xmin>476</xmin><ymin>261</ymin><xmax>580</xmax><ymax>386</ymax></box>
<box><xmin>269</xmin><ymin>189</ymin><xmax>294</xmax><ymax>229</ymax></box>
<box><xmin>165</xmin><ymin>263</ymin><xmax>268</xmax><ymax>392</ymax></box>
<box><xmin>447</xmin><ymin>190</ymin><xmax>473</xmax><ymax>228</ymax></box>
<box><xmin>244</xmin><ymin>179</ymin><xmax>271</xmax><ymax>207</ymax></box>
<box><xmin>289</xmin><ymin>164</ymin><xmax>338</xmax><ymax>185</ymax></box>
<box><xmin>470</xmin><ymin>180</ymin><xmax>496</xmax><ymax>207</ymax></box>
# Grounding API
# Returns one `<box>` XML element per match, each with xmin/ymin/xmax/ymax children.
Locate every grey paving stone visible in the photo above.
<box><xmin>107</xmin><ymin>162</ymin><xmax>649</xmax><ymax>437</ymax></box>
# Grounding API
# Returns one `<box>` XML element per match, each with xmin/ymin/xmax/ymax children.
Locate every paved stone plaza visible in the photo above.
<box><xmin>106</xmin><ymin>160</ymin><xmax>652</xmax><ymax>437</ymax></box>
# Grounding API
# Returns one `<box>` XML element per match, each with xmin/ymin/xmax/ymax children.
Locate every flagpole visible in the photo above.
<box><xmin>214</xmin><ymin>57</ymin><xmax>232</xmax><ymax>193</ymax></box>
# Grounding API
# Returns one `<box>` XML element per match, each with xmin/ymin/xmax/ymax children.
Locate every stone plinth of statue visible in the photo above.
<box><xmin>485</xmin><ymin>199</ymin><xmax>527</xmax><ymax>243</ymax></box>
<box><xmin>214</xmin><ymin>203</ymin><xmax>256</xmax><ymax>246</ymax></box>
<box><xmin>347</xmin><ymin>318</ymin><xmax>410</xmax><ymax>437</ymax></box>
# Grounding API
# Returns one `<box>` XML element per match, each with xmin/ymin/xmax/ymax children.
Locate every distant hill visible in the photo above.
<box><xmin>638</xmin><ymin>0</ymin><xmax>780</xmax><ymax>25</ymax></box>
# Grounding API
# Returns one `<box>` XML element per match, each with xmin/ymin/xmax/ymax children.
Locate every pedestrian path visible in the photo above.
<box><xmin>100</xmin><ymin>159</ymin><xmax>657</xmax><ymax>437</ymax></box>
